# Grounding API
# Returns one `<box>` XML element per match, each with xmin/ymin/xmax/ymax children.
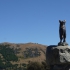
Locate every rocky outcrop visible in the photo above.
<box><xmin>46</xmin><ymin>45</ymin><xmax>70</xmax><ymax>70</ymax></box>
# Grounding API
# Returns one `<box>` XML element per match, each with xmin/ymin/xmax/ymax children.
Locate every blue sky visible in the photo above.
<box><xmin>0</xmin><ymin>0</ymin><xmax>70</xmax><ymax>45</ymax></box>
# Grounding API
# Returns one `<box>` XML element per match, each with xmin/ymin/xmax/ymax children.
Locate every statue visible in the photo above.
<box><xmin>58</xmin><ymin>20</ymin><xmax>68</xmax><ymax>46</ymax></box>
<box><xmin>59</xmin><ymin>20</ymin><xmax>66</xmax><ymax>42</ymax></box>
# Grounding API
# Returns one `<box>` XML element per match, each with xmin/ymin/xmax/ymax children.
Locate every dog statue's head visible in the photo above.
<box><xmin>59</xmin><ymin>20</ymin><xmax>66</xmax><ymax>25</ymax></box>
<box><xmin>59</xmin><ymin>20</ymin><xmax>66</xmax><ymax>29</ymax></box>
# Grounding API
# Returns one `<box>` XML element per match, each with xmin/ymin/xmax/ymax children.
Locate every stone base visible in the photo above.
<box><xmin>46</xmin><ymin>44</ymin><xmax>70</xmax><ymax>70</ymax></box>
<box><xmin>58</xmin><ymin>42</ymin><xmax>68</xmax><ymax>46</ymax></box>
<box><xmin>52</xmin><ymin>65</ymin><xmax>70</xmax><ymax>70</ymax></box>
<box><xmin>46</xmin><ymin>45</ymin><xmax>70</xmax><ymax>65</ymax></box>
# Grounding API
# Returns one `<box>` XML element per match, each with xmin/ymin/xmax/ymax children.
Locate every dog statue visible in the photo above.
<box><xmin>58</xmin><ymin>20</ymin><xmax>67</xmax><ymax>46</ymax></box>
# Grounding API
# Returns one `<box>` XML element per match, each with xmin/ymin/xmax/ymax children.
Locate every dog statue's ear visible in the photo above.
<box><xmin>64</xmin><ymin>20</ymin><xmax>66</xmax><ymax>23</ymax></box>
<box><xmin>63</xmin><ymin>20</ymin><xmax>66</xmax><ymax>24</ymax></box>
<box><xmin>59</xmin><ymin>20</ymin><xmax>61</xmax><ymax>23</ymax></box>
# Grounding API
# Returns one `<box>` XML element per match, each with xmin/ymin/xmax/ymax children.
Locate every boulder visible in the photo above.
<box><xmin>46</xmin><ymin>45</ymin><xmax>70</xmax><ymax>65</ymax></box>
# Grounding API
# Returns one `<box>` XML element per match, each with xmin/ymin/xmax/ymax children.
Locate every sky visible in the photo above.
<box><xmin>0</xmin><ymin>0</ymin><xmax>70</xmax><ymax>46</ymax></box>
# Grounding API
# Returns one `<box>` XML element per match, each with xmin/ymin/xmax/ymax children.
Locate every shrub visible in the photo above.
<box><xmin>27</xmin><ymin>62</ymin><xmax>45</xmax><ymax>70</ymax></box>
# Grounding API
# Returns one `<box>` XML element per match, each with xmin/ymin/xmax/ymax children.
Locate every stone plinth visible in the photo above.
<box><xmin>46</xmin><ymin>45</ymin><xmax>70</xmax><ymax>70</ymax></box>
<box><xmin>58</xmin><ymin>42</ymin><xmax>68</xmax><ymax>46</ymax></box>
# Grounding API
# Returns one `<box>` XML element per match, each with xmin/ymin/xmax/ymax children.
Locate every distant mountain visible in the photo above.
<box><xmin>0</xmin><ymin>42</ymin><xmax>47</xmax><ymax>66</ymax></box>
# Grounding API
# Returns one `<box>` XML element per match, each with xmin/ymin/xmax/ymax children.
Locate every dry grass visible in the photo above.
<box><xmin>1</xmin><ymin>42</ymin><xmax>47</xmax><ymax>65</ymax></box>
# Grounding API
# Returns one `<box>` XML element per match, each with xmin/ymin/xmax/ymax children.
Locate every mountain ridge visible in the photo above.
<box><xmin>0</xmin><ymin>42</ymin><xmax>47</xmax><ymax>65</ymax></box>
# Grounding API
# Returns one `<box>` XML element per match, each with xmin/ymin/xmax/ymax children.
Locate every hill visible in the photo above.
<box><xmin>0</xmin><ymin>42</ymin><xmax>47</xmax><ymax>69</ymax></box>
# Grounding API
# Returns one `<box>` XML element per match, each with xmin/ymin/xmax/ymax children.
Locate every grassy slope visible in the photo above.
<box><xmin>0</xmin><ymin>42</ymin><xmax>47</xmax><ymax>65</ymax></box>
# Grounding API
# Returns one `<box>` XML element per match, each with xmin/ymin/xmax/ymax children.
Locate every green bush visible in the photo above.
<box><xmin>27</xmin><ymin>62</ymin><xmax>45</xmax><ymax>70</ymax></box>
<box><xmin>22</xmin><ymin>63</ymin><xmax>27</xmax><ymax>67</ymax></box>
<box><xmin>0</xmin><ymin>44</ymin><xmax>18</xmax><ymax>61</ymax></box>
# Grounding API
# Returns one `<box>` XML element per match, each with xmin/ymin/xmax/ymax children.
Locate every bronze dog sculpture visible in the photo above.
<box><xmin>59</xmin><ymin>20</ymin><xmax>66</xmax><ymax>43</ymax></box>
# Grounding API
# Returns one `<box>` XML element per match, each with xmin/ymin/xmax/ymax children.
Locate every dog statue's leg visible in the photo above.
<box><xmin>63</xmin><ymin>30</ymin><xmax>66</xmax><ymax>42</ymax></box>
<box><xmin>60</xmin><ymin>36</ymin><xmax>62</xmax><ymax>43</ymax></box>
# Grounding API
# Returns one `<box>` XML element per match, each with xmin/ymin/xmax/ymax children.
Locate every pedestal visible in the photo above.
<box><xmin>46</xmin><ymin>45</ymin><xmax>70</xmax><ymax>70</ymax></box>
<box><xmin>58</xmin><ymin>42</ymin><xmax>68</xmax><ymax>46</ymax></box>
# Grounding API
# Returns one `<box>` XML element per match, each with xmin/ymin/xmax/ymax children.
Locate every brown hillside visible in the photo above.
<box><xmin>0</xmin><ymin>42</ymin><xmax>47</xmax><ymax>65</ymax></box>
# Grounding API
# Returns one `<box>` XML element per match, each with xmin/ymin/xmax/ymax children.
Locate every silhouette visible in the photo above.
<box><xmin>59</xmin><ymin>20</ymin><xmax>66</xmax><ymax>43</ymax></box>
